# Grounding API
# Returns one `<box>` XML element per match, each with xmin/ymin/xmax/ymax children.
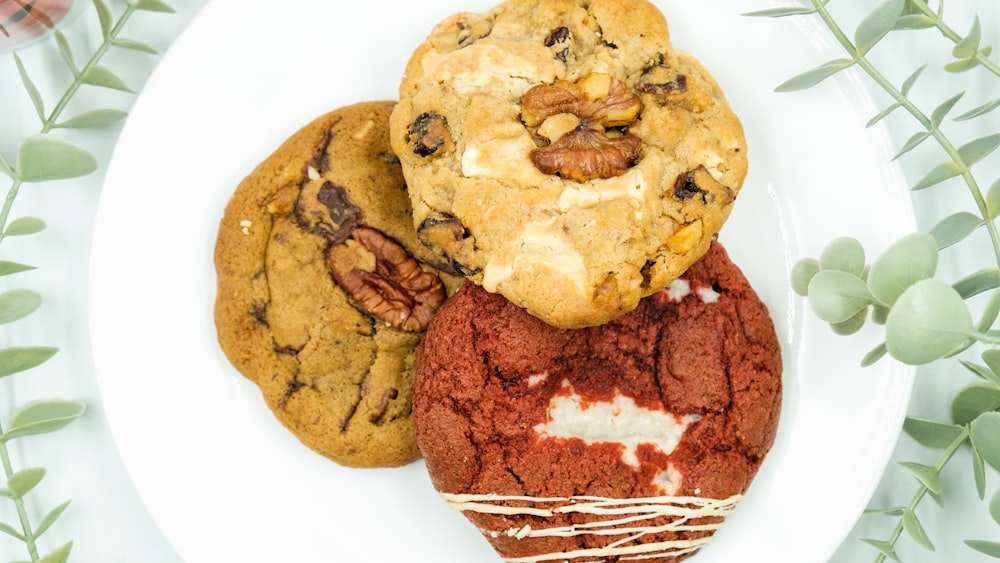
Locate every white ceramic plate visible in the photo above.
<box><xmin>90</xmin><ymin>0</ymin><xmax>916</xmax><ymax>561</ymax></box>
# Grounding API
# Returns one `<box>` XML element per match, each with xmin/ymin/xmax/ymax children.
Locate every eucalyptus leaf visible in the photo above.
<box><xmin>953</xmin><ymin>268</ymin><xmax>1000</xmax><ymax>298</ymax></box>
<box><xmin>885</xmin><ymin>279</ymin><xmax>973</xmax><ymax>365</ymax></box>
<box><xmin>970</xmin><ymin>411</ymin><xmax>1000</xmax><ymax>472</ymax></box>
<box><xmin>903</xmin><ymin>416</ymin><xmax>964</xmax><ymax>449</ymax></box>
<box><xmin>13</xmin><ymin>53</ymin><xmax>45</xmax><ymax>121</ymax></box>
<box><xmin>952</xmin><ymin>16</ymin><xmax>982</xmax><ymax>59</ymax></box>
<box><xmin>4</xmin><ymin>217</ymin><xmax>45</xmax><ymax>237</ymax></box>
<box><xmin>81</xmin><ymin>65</ymin><xmax>133</xmax><ymax>93</ymax></box>
<box><xmin>899</xmin><ymin>461</ymin><xmax>942</xmax><ymax>494</ymax></box>
<box><xmin>111</xmin><ymin>38</ymin><xmax>159</xmax><ymax>54</ymax></box>
<box><xmin>0</xmin><ymin>260</ymin><xmax>36</xmax><ymax>276</ymax></box>
<box><xmin>988</xmin><ymin>178</ymin><xmax>1000</xmax><ymax>219</ymax></box>
<box><xmin>951</xmin><ymin>383</ymin><xmax>1000</xmax><ymax>425</ymax></box>
<box><xmin>991</xmin><ymin>488</ymin><xmax>1000</xmax><ymax>525</ymax></box>
<box><xmin>808</xmin><ymin>270</ymin><xmax>873</xmax><ymax>324</ymax></box>
<box><xmin>35</xmin><ymin>540</ymin><xmax>72</xmax><ymax>563</ymax></box>
<box><xmin>865</xmin><ymin>506</ymin><xmax>907</xmax><ymax>516</ymax></box>
<box><xmin>0</xmin><ymin>346</ymin><xmax>58</xmax><ymax>379</ymax></box>
<box><xmin>893</xmin><ymin>14</ymin><xmax>935</xmax><ymax>30</ymax></box>
<box><xmin>912</xmin><ymin>160</ymin><xmax>963</xmax><ymax>191</ymax></box>
<box><xmin>931</xmin><ymin>92</ymin><xmax>965</xmax><ymax>127</ymax></box>
<box><xmin>867</xmin><ymin>102</ymin><xmax>901</xmax><ymax>128</ymax></box>
<box><xmin>861</xmin><ymin>341</ymin><xmax>888</xmax><ymax>367</ymax></box>
<box><xmin>775</xmin><ymin>59</ymin><xmax>855</xmax><ymax>92</ymax></box>
<box><xmin>961</xmin><ymin>360</ymin><xmax>1000</xmax><ymax>387</ymax></box>
<box><xmin>94</xmin><ymin>0</ymin><xmax>113</xmax><ymax>38</ymax></box>
<box><xmin>973</xmin><ymin>446</ymin><xmax>987</xmax><ymax>499</ymax></box>
<box><xmin>54</xmin><ymin>109</ymin><xmax>128</xmax><ymax>129</ymax></box>
<box><xmin>819</xmin><ymin>236</ymin><xmax>866</xmax><ymax>276</ymax></box>
<box><xmin>790</xmin><ymin>257</ymin><xmax>820</xmax><ymax>296</ymax></box>
<box><xmin>944</xmin><ymin>57</ymin><xmax>981</xmax><ymax>73</ymax></box>
<box><xmin>861</xmin><ymin>538</ymin><xmax>900</xmax><ymax>561</ymax></box>
<box><xmin>0</xmin><ymin>152</ymin><xmax>12</xmax><ymax>178</ymax></box>
<box><xmin>6</xmin><ymin>467</ymin><xmax>46</xmax><ymax>498</ymax></box>
<box><xmin>929</xmin><ymin>211</ymin><xmax>983</xmax><ymax>249</ymax></box>
<box><xmin>855</xmin><ymin>0</ymin><xmax>905</xmax><ymax>57</ymax></box>
<box><xmin>893</xmin><ymin>130</ymin><xmax>931</xmax><ymax>160</ymax></box>
<box><xmin>901</xmin><ymin>65</ymin><xmax>927</xmax><ymax>95</ymax></box>
<box><xmin>16</xmin><ymin>135</ymin><xmax>98</xmax><ymax>182</ymax></box>
<box><xmin>957</xmin><ymin>97</ymin><xmax>1000</xmax><ymax>121</ymax></box>
<box><xmin>741</xmin><ymin>7</ymin><xmax>817</xmax><ymax>17</ymax></box>
<box><xmin>901</xmin><ymin>509</ymin><xmax>935</xmax><ymax>550</ymax></box>
<box><xmin>985</xmin><ymin>349</ymin><xmax>1000</xmax><ymax>378</ymax></box>
<box><xmin>867</xmin><ymin>232</ymin><xmax>937</xmax><ymax>305</ymax></box>
<box><xmin>132</xmin><ymin>0</ymin><xmax>176</xmax><ymax>12</ymax></box>
<box><xmin>965</xmin><ymin>539</ymin><xmax>1000</xmax><ymax>558</ymax></box>
<box><xmin>1</xmin><ymin>400</ymin><xmax>86</xmax><ymax>442</ymax></box>
<box><xmin>976</xmin><ymin>289</ymin><xmax>1000</xmax><ymax>333</ymax></box>
<box><xmin>872</xmin><ymin>304</ymin><xmax>890</xmax><ymax>325</ymax></box>
<box><xmin>34</xmin><ymin>501</ymin><xmax>71</xmax><ymax>540</ymax></box>
<box><xmin>831</xmin><ymin>308</ymin><xmax>867</xmax><ymax>335</ymax></box>
<box><xmin>0</xmin><ymin>289</ymin><xmax>42</xmax><ymax>325</ymax></box>
<box><xmin>54</xmin><ymin>30</ymin><xmax>77</xmax><ymax>76</ymax></box>
<box><xmin>957</xmin><ymin>134</ymin><xmax>1000</xmax><ymax>167</ymax></box>
<box><xmin>0</xmin><ymin>522</ymin><xmax>25</xmax><ymax>541</ymax></box>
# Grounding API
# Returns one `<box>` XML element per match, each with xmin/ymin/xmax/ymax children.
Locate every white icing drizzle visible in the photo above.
<box><xmin>439</xmin><ymin>492</ymin><xmax>742</xmax><ymax>563</ymax></box>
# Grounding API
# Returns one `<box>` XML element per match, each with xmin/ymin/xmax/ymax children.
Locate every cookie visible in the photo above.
<box><xmin>413</xmin><ymin>242</ymin><xmax>781</xmax><ymax>561</ymax></box>
<box><xmin>214</xmin><ymin>101</ymin><xmax>462</xmax><ymax>468</ymax></box>
<box><xmin>390</xmin><ymin>0</ymin><xmax>748</xmax><ymax>329</ymax></box>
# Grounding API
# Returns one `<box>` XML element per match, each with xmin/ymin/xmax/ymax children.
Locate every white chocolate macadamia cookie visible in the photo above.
<box><xmin>390</xmin><ymin>0</ymin><xmax>747</xmax><ymax>328</ymax></box>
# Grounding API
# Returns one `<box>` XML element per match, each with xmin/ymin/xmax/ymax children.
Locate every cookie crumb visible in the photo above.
<box><xmin>239</xmin><ymin>219</ymin><xmax>253</xmax><ymax>235</ymax></box>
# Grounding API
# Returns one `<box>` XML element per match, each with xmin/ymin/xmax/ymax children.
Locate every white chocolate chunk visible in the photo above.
<box><xmin>482</xmin><ymin>220</ymin><xmax>586</xmax><ymax>294</ymax></box>
<box><xmin>557</xmin><ymin>169</ymin><xmax>647</xmax><ymax>211</ymax></box>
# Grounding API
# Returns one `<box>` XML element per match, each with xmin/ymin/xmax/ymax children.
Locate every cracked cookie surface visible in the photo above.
<box><xmin>413</xmin><ymin>242</ymin><xmax>781</xmax><ymax>561</ymax></box>
<box><xmin>390</xmin><ymin>0</ymin><xmax>748</xmax><ymax>329</ymax></box>
<box><xmin>214</xmin><ymin>101</ymin><xmax>461</xmax><ymax>468</ymax></box>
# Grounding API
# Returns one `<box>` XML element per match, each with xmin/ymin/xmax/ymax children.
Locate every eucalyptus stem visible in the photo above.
<box><xmin>908</xmin><ymin>0</ymin><xmax>1000</xmax><ymax>78</ymax></box>
<box><xmin>811</xmin><ymin>0</ymin><xmax>1000</xmax><ymax>268</ymax></box>
<box><xmin>873</xmin><ymin>427</ymin><xmax>970</xmax><ymax>563</ymax></box>
<box><xmin>0</xmin><ymin>420</ymin><xmax>41</xmax><ymax>561</ymax></box>
<box><xmin>0</xmin><ymin>178</ymin><xmax>23</xmax><ymax>245</ymax></box>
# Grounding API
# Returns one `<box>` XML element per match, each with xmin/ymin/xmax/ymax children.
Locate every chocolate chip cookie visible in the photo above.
<box><xmin>413</xmin><ymin>242</ymin><xmax>781</xmax><ymax>561</ymax></box>
<box><xmin>390</xmin><ymin>0</ymin><xmax>748</xmax><ymax>329</ymax></box>
<box><xmin>214</xmin><ymin>101</ymin><xmax>461</xmax><ymax>468</ymax></box>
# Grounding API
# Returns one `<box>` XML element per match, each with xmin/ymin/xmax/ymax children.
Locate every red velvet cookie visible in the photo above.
<box><xmin>413</xmin><ymin>242</ymin><xmax>781</xmax><ymax>562</ymax></box>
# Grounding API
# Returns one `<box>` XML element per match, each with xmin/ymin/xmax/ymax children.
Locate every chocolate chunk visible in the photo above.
<box><xmin>408</xmin><ymin>112</ymin><xmax>452</xmax><ymax>158</ymax></box>
<box><xmin>673</xmin><ymin>170</ymin><xmax>708</xmax><ymax>202</ymax></box>
<box><xmin>316</xmin><ymin>181</ymin><xmax>362</xmax><ymax>244</ymax></box>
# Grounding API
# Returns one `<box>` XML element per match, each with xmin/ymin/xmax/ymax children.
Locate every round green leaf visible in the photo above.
<box><xmin>867</xmin><ymin>232</ymin><xmax>938</xmax><ymax>306</ymax></box>
<box><xmin>16</xmin><ymin>135</ymin><xmax>98</xmax><ymax>182</ymax></box>
<box><xmin>885</xmin><ymin>278</ymin><xmax>973</xmax><ymax>365</ymax></box>
<box><xmin>790</xmin><ymin>258</ymin><xmax>820</xmax><ymax>296</ymax></box>
<box><xmin>0</xmin><ymin>289</ymin><xmax>42</xmax><ymax>325</ymax></box>
<box><xmin>3</xmin><ymin>217</ymin><xmax>46</xmax><ymax>236</ymax></box>
<box><xmin>819</xmin><ymin>236</ymin><xmax>867</xmax><ymax>276</ymax></box>
<box><xmin>808</xmin><ymin>270</ymin><xmax>872</xmax><ymax>323</ymax></box>
<box><xmin>952</xmin><ymin>383</ymin><xmax>1000</xmax><ymax>425</ymax></box>
<box><xmin>990</xmin><ymin>488</ymin><xmax>1000</xmax><ymax>526</ymax></box>
<box><xmin>903</xmin><ymin>416</ymin><xmax>964</xmax><ymax>449</ymax></box>
<box><xmin>970</xmin><ymin>411</ymin><xmax>1000</xmax><ymax>472</ymax></box>
<box><xmin>831</xmin><ymin>307</ymin><xmax>868</xmax><ymax>335</ymax></box>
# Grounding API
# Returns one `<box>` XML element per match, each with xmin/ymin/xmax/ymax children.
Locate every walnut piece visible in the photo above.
<box><xmin>328</xmin><ymin>227</ymin><xmax>446</xmax><ymax>332</ymax></box>
<box><xmin>522</xmin><ymin>73</ymin><xmax>642</xmax><ymax>182</ymax></box>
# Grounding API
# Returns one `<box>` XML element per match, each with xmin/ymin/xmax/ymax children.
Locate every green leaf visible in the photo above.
<box><xmin>991</xmin><ymin>489</ymin><xmax>1000</xmax><ymax>525</ymax></box>
<box><xmin>865</xmin><ymin>506</ymin><xmax>907</xmax><ymax>516</ymax></box>
<box><xmin>0</xmin><ymin>346</ymin><xmax>58</xmax><ymax>379</ymax></box>
<box><xmin>953</xmin><ymin>268</ymin><xmax>1000</xmax><ymax>298</ymax></box>
<box><xmin>957</xmin><ymin>97</ymin><xmax>1000</xmax><ymax>121</ymax></box>
<box><xmin>861</xmin><ymin>342</ymin><xmax>888</xmax><ymax>367</ymax></box>
<box><xmin>6</xmin><ymin>467</ymin><xmax>45</xmax><ymax>498</ymax></box>
<box><xmin>976</xmin><ymin>289</ymin><xmax>1000</xmax><ymax>333</ymax></box>
<box><xmin>775</xmin><ymin>59</ymin><xmax>855</xmax><ymax>92</ymax></box>
<box><xmin>970</xmin><ymin>411</ymin><xmax>1000</xmax><ymax>472</ymax></box>
<box><xmin>13</xmin><ymin>53</ymin><xmax>45</xmax><ymax>121</ymax></box>
<box><xmin>901</xmin><ymin>509</ymin><xmax>935</xmax><ymax>550</ymax></box>
<box><xmin>872</xmin><ymin>303</ymin><xmax>890</xmax><ymax>325</ymax></box>
<box><xmin>962</xmin><ymin>360</ymin><xmax>1000</xmax><ymax>387</ymax></box>
<box><xmin>1</xmin><ymin>400</ymin><xmax>86</xmax><ymax>441</ymax></box>
<box><xmin>0</xmin><ymin>522</ymin><xmax>25</xmax><ymax>541</ymax></box>
<box><xmin>900</xmin><ymin>64</ymin><xmax>927</xmax><ymax>96</ymax></box>
<box><xmin>94</xmin><ymin>0</ymin><xmax>113</xmax><ymax>38</ymax></box>
<box><xmin>808</xmin><ymin>270</ymin><xmax>873</xmax><ymax>323</ymax></box>
<box><xmin>973</xmin><ymin>446</ymin><xmax>987</xmax><ymax>499</ymax></box>
<box><xmin>820</xmin><ymin>236</ymin><xmax>867</xmax><ymax>276</ymax></box>
<box><xmin>985</xmin><ymin>349</ymin><xmax>1000</xmax><ymax>378</ymax></box>
<box><xmin>912</xmin><ymin>160</ymin><xmax>963</xmax><ymax>191</ymax></box>
<box><xmin>16</xmin><ymin>135</ymin><xmax>98</xmax><ymax>182</ymax></box>
<box><xmin>893</xmin><ymin>131</ymin><xmax>931</xmax><ymax>160</ymax></box>
<box><xmin>0</xmin><ymin>261</ymin><xmax>36</xmax><ymax>276</ymax></box>
<box><xmin>4</xmin><ymin>216</ymin><xmax>46</xmax><ymax>236</ymax></box>
<box><xmin>855</xmin><ymin>0</ymin><xmax>905</xmax><ymax>57</ymax></box>
<box><xmin>987</xmin><ymin>178</ymin><xmax>1000</xmax><ymax>219</ymax></box>
<box><xmin>831</xmin><ymin>307</ymin><xmax>867</xmax><ymax>335</ymax></box>
<box><xmin>861</xmin><ymin>538</ymin><xmax>900</xmax><ymax>561</ymax></box>
<box><xmin>0</xmin><ymin>152</ymin><xmax>12</xmax><ymax>178</ymax></box>
<box><xmin>958</xmin><ymin>134</ymin><xmax>1000</xmax><ymax>167</ymax></box>
<box><xmin>54</xmin><ymin>109</ymin><xmax>128</xmax><ymax>129</ymax></box>
<box><xmin>81</xmin><ymin>65</ymin><xmax>133</xmax><ymax>93</ymax></box>
<box><xmin>885</xmin><ymin>279</ymin><xmax>973</xmax><ymax>365</ymax></box>
<box><xmin>952</xmin><ymin>16</ymin><xmax>982</xmax><ymax>59</ymax></box>
<box><xmin>111</xmin><ymin>38</ymin><xmax>159</xmax><ymax>54</ymax></box>
<box><xmin>867</xmin><ymin>102</ymin><xmax>901</xmax><ymax>128</ymax></box>
<box><xmin>742</xmin><ymin>7</ymin><xmax>817</xmax><ymax>17</ymax></box>
<box><xmin>966</xmin><ymin>539</ymin><xmax>1000</xmax><ymax>558</ymax></box>
<box><xmin>931</xmin><ymin>92</ymin><xmax>965</xmax><ymax>127</ymax></box>
<box><xmin>791</xmin><ymin>257</ymin><xmax>820</xmax><ymax>296</ymax></box>
<box><xmin>952</xmin><ymin>383</ymin><xmax>1000</xmax><ymax>425</ymax></box>
<box><xmin>899</xmin><ymin>461</ymin><xmax>942</xmax><ymax>494</ymax></box>
<box><xmin>131</xmin><ymin>0</ymin><xmax>175</xmax><ymax>12</ymax></box>
<box><xmin>894</xmin><ymin>14</ymin><xmax>935</xmax><ymax>30</ymax></box>
<box><xmin>903</xmin><ymin>416</ymin><xmax>964</xmax><ymax>448</ymax></box>
<box><xmin>0</xmin><ymin>289</ymin><xmax>42</xmax><ymax>325</ymax></box>
<box><xmin>867</xmin><ymin>232</ymin><xmax>938</xmax><ymax>305</ymax></box>
<box><xmin>36</xmin><ymin>540</ymin><xmax>72</xmax><ymax>563</ymax></box>
<box><xmin>53</xmin><ymin>30</ymin><xmax>77</xmax><ymax>76</ymax></box>
<box><xmin>34</xmin><ymin>501</ymin><xmax>71</xmax><ymax>539</ymax></box>
<box><xmin>929</xmin><ymin>211</ymin><xmax>983</xmax><ymax>249</ymax></box>
<box><xmin>945</xmin><ymin>57</ymin><xmax>981</xmax><ymax>73</ymax></box>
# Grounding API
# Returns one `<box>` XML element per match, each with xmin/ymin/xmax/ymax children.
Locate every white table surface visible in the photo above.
<box><xmin>1</xmin><ymin>1</ymin><xmax>998</xmax><ymax>561</ymax></box>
